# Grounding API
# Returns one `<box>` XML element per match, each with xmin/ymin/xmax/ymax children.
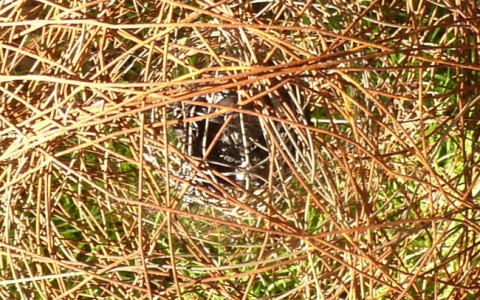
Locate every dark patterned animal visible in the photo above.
<box><xmin>171</xmin><ymin>91</ymin><xmax>271</xmax><ymax>192</ymax></box>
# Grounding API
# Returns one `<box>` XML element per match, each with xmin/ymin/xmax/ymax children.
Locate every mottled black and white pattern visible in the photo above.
<box><xmin>170</xmin><ymin>91</ymin><xmax>270</xmax><ymax>194</ymax></box>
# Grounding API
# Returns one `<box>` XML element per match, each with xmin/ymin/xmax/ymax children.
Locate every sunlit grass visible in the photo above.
<box><xmin>1</xmin><ymin>0</ymin><xmax>480</xmax><ymax>299</ymax></box>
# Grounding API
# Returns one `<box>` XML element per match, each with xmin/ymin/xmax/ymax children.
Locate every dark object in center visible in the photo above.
<box><xmin>172</xmin><ymin>91</ymin><xmax>270</xmax><ymax>190</ymax></box>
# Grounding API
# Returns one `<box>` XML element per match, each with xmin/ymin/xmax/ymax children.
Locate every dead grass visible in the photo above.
<box><xmin>1</xmin><ymin>0</ymin><xmax>480</xmax><ymax>299</ymax></box>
